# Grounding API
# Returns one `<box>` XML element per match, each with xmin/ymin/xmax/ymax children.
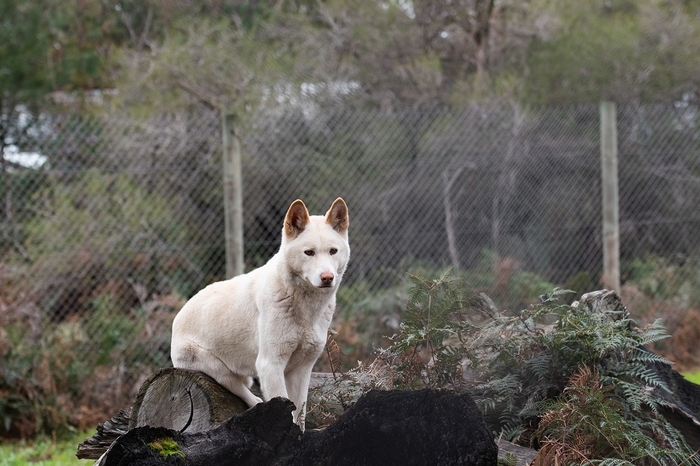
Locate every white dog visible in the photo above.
<box><xmin>171</xmin><ymin>198</ymin><xmax>350</xmax><ymax>427</ymax></box>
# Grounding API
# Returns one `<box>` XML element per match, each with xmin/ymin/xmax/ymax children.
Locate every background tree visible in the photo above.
<box><xmin>1</xmin><ymin>0</ymin><xmax>58</xmax><ymax>261</ymax></box>
<box><xmin>521</xmin><ymin>0</ymin><xmax>700</xmax><ymax>104</ymax></box>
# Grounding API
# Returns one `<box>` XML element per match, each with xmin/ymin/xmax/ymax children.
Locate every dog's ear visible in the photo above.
<box><xmin>285</xmin><ymin>199</ymin><xmax>310</xmax><ymax>238</ymax></box>
<box><xmin>325</xmin><ymin>198</ymin><xmax>349</xmax><ymax>234</ymax></box>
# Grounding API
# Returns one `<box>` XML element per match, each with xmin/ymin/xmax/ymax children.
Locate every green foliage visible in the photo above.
<box><xmin>462</xmin><ymin>288</ymin><xmax>698</xmax><ymax>464</ymax></box>
<box><xmin>0</xmin><ymin>0</ymin><xmax>116</xmax><ymax>149</ymax></box>
<box><xmin>318</xmin><ymin>273</ymin><xmax>700</xmax><ymax>465</ymax></box>
<box><xmin>0</xmin><ymin>290</ymin><xmax>173</xmax><ymax>438</ymax></box>
<box><xmin>390</xmin><ymin>270</ymin><xmax>472</xmax><ymax>389</ymax></box>
<box><xmin>0</xmin><ymin>320</ymin><xmax>85</xmax><ymax>438</ymax></box>
<box><xmin>332</xmin><ymin>260</ymin><xmax>555</xmax><ymax>371</ymax></box>
<box><xmin>626</xmin><ymin>254</ymin><xmax>700</xmax><ymax>307</ymax></box>
<box><xmin>0</xmin><ymin>169</ymin><xmax>48</xmax><ymax>260</ymax></box>
<box><xmin>563</xmin><ymin>271</ymin><xmax>596</xmax><ymax>300</ymax></box>
<box><xmin>23</xmin><ymin>169</ymin><xmax>202</xmax><ymax>304</ymax></box>
<box><xmin>84</xmin><ymin>294</ymin><xmax>172</xmax><ymax>369</ymax></box>
<box><xmin>521</xmin><ymin>0</ymin><xmax>700</xmax><ymax>104</ymax></box>
<box><xmin>534</xmin><ymin>366</ymin><xmax>690</xmax><ymax>464</ymax></box>
<box><xmin>0</xmin><ymin>0</ymin><xmax>53</xmax><ymax>100</ymax></box>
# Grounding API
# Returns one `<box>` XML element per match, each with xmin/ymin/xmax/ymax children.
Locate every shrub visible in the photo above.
<box><xmin>0</xmin><ymin>320</ymin><xmax>81</xmax><ymax>438</ymax></box>
<box><xmin>0</xmin><ymin>291</ymin><xmax>180</xmax><ymax>439</ymax></box>
<box><xmin>329</xmin><ymin>259</ymin><xmax>554</xmax><ymax>370</ymax></box>
<box><xmin>313</xmin><ymin>272</ymin><xmax>700</xmax><ymax>465</ymax></box>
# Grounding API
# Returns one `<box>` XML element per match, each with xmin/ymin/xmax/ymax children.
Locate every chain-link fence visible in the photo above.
<box><xmin>2</xmin><ymin>102</ymin><xmax>700</xmax><ymax>383</ymax></box>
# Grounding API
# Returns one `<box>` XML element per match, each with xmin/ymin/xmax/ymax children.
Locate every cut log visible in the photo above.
<box><xmin>100</xmin><ymin>398</ymin><xmax>301</xmax><ymax>466</ymax></box>
<box><xmin>129</xmin><ymin>367</ymin><xmax>248</xmax><ymax>433</ymax></box>
<box><xmin>77</xmin><ymin>370</ymin><xmax>336</xmax><ymax>460</ymax></box>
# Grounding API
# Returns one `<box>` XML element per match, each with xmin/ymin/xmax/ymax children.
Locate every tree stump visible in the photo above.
<box><xmin>129</xmin><ymin>367</ymin><xmax>248</xmax><ymax>433</ymax></box>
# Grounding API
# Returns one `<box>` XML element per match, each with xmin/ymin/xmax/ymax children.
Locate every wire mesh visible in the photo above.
<box><xmin>1</xmin><ymin>102</ymin><xmax>699</xmax><ymax>374</ymax></box>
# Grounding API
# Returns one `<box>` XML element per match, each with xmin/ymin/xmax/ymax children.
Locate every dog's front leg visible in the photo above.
<box><xmin>255</xmin><ymin>343</ymin><xmax>292</xmax><ymax>402</ymax></box>
<box><xmin>286</xmin><ymin>363</ymin><xmax>314</xmax><ymax>430</ymax></box>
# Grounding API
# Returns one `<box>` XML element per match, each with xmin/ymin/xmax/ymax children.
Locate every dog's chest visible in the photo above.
<box><xmin>270</xmin><ymin>290</ymin><xmax>335</xmax><ymax>369</ymax></box>
<box><xmin>278</xmin><ymin>324</ymin><xmax>323</xmax><ymax>372</ymax></box>
<box><xmin>284</xmin><ymin>310</ymin><xmax>331</xmax><ymax>369</ymax></box>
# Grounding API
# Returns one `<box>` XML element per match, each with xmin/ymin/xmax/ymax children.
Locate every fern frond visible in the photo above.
<box><xmin>387</xmin><ymin>276</ymin><xmax>699</xmax><ymax>465</ymax></box>
<box><xmin>499</xmin><ymin>423</ymin><xmax>524</xmax><ymax>443</ymax></box>
<box><xmin>524</xmin><ymin>353</ymin><xmax>552</xmax><ymax>382</ymax></box>
<box><xmin>629</xmin><ymin>347</ymin><xmax>673</xmax><ymax>366</ymax></box>
<box><xmin>638</xmin><ymin>318</ymin><xmax>671</xmax><ymax>345</ymax></box>
<box><xmin>325</xmin><ymin>337</ymin><xmax>344</xmax><ymax>377</ymax></box>
<box><xmin>592</xmin><ymin>458</ymin><xmax>635</xmax><ymax>465</ymax></box>
<box><xmin>539</xmin><ymin>288</ymin><xmax>576</xmax><ymax>303</ymax></box>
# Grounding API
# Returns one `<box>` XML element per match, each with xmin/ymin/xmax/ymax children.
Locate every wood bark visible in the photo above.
<box><xmin>76</xmin><ymin>409</ymin><xmax>131</xmax><ymax>460</ymax></box>
<box><xmin>496</xmin><ymin>439</ymin><xmax>537</xmax><ymax>466</ymax></box>
<box><xmin>442</xmin><ymin>165</ymin><xmax>467</xmax><ymax>269</ymax></box>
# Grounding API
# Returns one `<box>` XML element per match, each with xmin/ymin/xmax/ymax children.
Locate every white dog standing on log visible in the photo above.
<box><xmin>171</xmin><ymin>198</ymin><xmax>350</xmax><ymax>428</ymax></box>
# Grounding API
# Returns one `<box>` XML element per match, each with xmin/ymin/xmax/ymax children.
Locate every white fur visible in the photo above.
<box><xmin>171</xmin><ymin>198</ymin><xmax>350</xmax><ymax>428</ymax></box>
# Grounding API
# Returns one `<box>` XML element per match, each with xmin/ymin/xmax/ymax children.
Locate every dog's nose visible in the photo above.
<box><xmin>320</xmin><ymin>272</ymin><xmax>334</xmax><ymax>286</ymax></box>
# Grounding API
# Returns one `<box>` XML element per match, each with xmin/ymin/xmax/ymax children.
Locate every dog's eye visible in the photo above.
<box><xmin>304</xmin><ymin>250</ymin><xmax>315</xmax><ymax>256</ymax></box>
<box><xmin>329</xmin><ymin>248</ymin><xmax>338</xmax><ymax>255</ymax></box>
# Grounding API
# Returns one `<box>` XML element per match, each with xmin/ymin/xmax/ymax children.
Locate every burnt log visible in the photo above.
<box><xmin>100</xmin><ymin>397</ymin><xmax>301</xmax><ymax>466</ymax></box>
<box><xmin>652</xmin><ymin>360</ymin><xmax>700</xmax><ymax>451</ymax></box>
<box><xmin>98</xmin><ymin>389</ymin><xmax>498</xmax><ymax>466</ymax></box>
<box><xmin>291</xmin><ymin>389</ymin><xmax>498</xmax><ymax>466</ymax></box>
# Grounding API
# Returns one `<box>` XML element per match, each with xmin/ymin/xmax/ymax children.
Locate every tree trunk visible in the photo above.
<box><xmin>492</xmin><ymin>104</ymin><xmax>524</xmax><ymax>255</ymax></box>
<box><xmin>442</xmin><ymin>165</ymin><xmax>467</xmax><ymax>269</ymax></box>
